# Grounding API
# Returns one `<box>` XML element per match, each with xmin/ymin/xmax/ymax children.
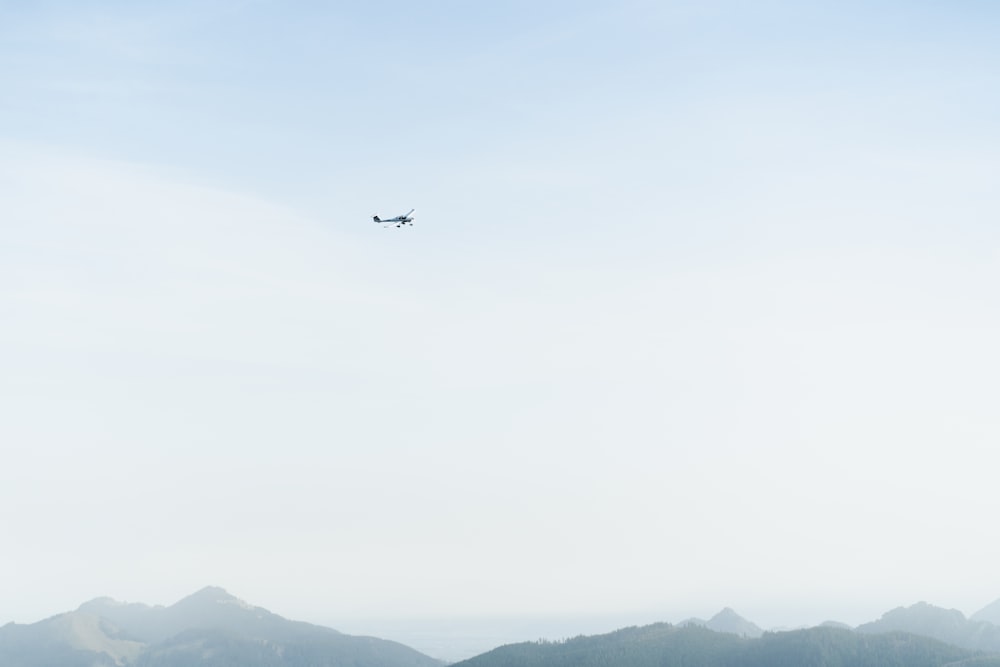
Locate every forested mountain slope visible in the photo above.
<box><xmin>452</xmin><ymin>623</ymin><xmax>997</xmax><ymax>667</ymax></box>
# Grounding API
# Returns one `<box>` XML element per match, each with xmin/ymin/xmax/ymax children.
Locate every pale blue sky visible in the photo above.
<box><xmin>2</xmin><ymin>0</ymin><xmax>1000</xmax><ymax>656</ymax></box>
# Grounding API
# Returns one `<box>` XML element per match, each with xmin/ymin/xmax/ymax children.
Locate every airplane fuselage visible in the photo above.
<box><xmin>373</xmin><ymin>209</ymin><xmax>415</xmax><ymax>227</ymax></box>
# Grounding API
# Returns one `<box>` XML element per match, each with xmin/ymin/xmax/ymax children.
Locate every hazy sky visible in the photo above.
<box><xmin>2</xmin><ymin>0</ymin><xmax>1000</xmax><ymax>639</ymax></box>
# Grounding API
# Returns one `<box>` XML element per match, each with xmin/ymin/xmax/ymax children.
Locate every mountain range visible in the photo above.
<box><xmin>450</xmin><ymin>601</ymin><xmax>1000</xmax><ymax>667</ymax></box>
<box><xmin>0</xmin><ymin>587</ymin><xmax>442</xmax><ymax>667</ymax></box>
<box><xmin>450</xmin><ymin>623</ymin><xmax>1000</xmax><ymax>667</ymax></box>
<box><xmin>857</xmin><ymin>601</ymin><xmax>1000</xmax><ymax>653</ymax></box>
<box><xmin>4</xmin><ymin>588</ymin><xmax>1000</xmax><ymax>666</ymax></box>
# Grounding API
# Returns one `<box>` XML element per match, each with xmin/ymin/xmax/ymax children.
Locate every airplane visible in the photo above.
<box><xmin>373</xmin><ymin>209</ymin><xmax>414</xmax><ymax>228</ymax></box>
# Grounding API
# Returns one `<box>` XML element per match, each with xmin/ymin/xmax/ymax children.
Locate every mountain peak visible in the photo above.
<box><xmin>82</xmin><ymin>596</ymin><xmax>120</xmax><ymax>606</ymax></box>
<box><xmin>710</xmin><ymin>607</ymin><xmax>742</xmax><ymax>621</ymax></box>
<box><xmin>706</xmin><ymin>607</ymin><xmax>764</xmax><ymax>638</ymax></box>
<box><xmin>878</xmin><ymin>601</ymin><xmax>967</xmax><ymax>626</ymax></box>
<box><xmin>170</xmin><ymin>586</ymin><xmax>256</xmax><ymax>611</ymax></box>
<box><xmin>185</xmin><ymin>586</ymin><xmax>238</xmax><ymax>602</ymax></box>
<box><xmin>77</xmin><ymin>595</ymin><xmax>158</xmax><ymax>621</ymax></box>
<box><xmin>677</xmin><ymin>608</ymin><xmax>763</xmax><ymax>638</ymax></box>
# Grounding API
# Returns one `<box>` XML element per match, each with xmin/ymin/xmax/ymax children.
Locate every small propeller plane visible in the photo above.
<box><xmin>373</xmin><ymin>209</ymin><xmax>414</xmax><ymax>228</ymax></box>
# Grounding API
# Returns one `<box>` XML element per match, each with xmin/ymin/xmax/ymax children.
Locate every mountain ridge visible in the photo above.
<box><xmin>5</xmin><ymin>590</ymin><xmax>1000</xmax><ymax>666</ymax></box>
<box><xmin>0</xmin><ymin>587</ymin><xmax>441</xmax><ymax>667</ymax></box>
<box><xmin>449</xmin><ymin>623</ymin><xmax>995</xmax><ymax>667</ymax></box>
<box><xmin>974</xmin><ymin>599</ymin><xmax>1000</xmax><ymax>626</ymax></box>
<box><xmin>857</xmin><ymin>601</ymin><xmax>1000</xmax><ymax>653</ymax></box>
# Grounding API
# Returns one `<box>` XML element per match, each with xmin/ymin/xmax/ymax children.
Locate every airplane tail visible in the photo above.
<box><xmin>373</xmin><ymin>215</ymin><xmax>381</xmax><ymax>222</ymax></box>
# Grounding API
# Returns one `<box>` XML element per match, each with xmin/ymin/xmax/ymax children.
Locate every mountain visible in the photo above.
<box><xmin>0</xmin><ymin>611</ymin><xmax>144</xmax><ymax>667</ymax></box>
<box><xmin>677</xmin><ymin>607</ymin><xmax>763</xmax><ymax>638</ymax></box>
<box><xmin>450</xmin><ymin>623</ymin><xmax>988</xmax><ymax>667</ymax></box>
<box><xmin>974</xmin><ymin>599</ymin><xmax>1000</xmax><ymax>626</ymax></box>
<box><xmin>820</xmin><ymin>620</ymin><xmax>853</xmax><ymax>630</ymax></box>
<box><xmin>77</xmin><ymin>586</ymin><xmax>329</xmax><ymax>645</ymax></box>
<box><xmin>0</xmin><ymin>587</ymin><xmax>442</xmax><ymax>667</ymax></box>
<box><xmin>705</xmin><ymin>607</ymin><xmax>764</xmax><ymax>637</ymax></box>
<box><xmin>857</xmin><ymin>601</ymin><xmax>1000</xmax><ymax>653</ymax></box>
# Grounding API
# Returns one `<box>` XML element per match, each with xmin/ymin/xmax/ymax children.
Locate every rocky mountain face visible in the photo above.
<box><xmin>0</xmin><ymin>587</ymin><xmax>442</xmax><ymax>667</ymax></box>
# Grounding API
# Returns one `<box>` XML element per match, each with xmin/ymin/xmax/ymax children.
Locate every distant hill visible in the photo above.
<box><xmin>677</xmin><ymin>607</ymin><xmax>764</xmax><ymax>638</ymax></box>
<box><xmin>820</xmin><ymin>620</ymin><xmax>853</xmax><ymax>630</ymax></box>
<box><xmin>857</xmin><ymin>601</ymin><xmax>1000</xmax><ymax>653</ymax></box>
<box><xmin>702</xmin><ymin>607</ymin><xmax>763</xmax><ymax>638</ymax></box>
<box><xmin>973</xmin><ymin>599</ymin><xmax>1000</xmax><ymax>626</ymax></box>
<box><xmin>0</xmin><ymin>587</ymin><xmax>442</xmax><ymax>667</ymax></box>
<box><xmin>451</xmin><ymin>623</ymin><xmax>984</xmax><ymax>667</ymax></box>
